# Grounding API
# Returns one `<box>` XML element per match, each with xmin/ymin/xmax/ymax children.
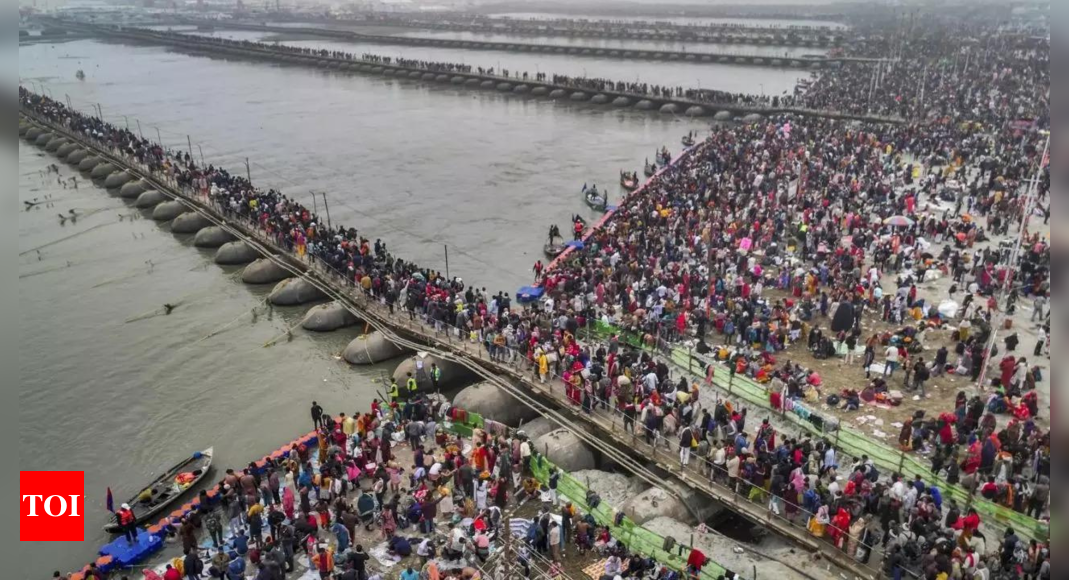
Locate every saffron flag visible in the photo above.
<box><xmin>106</xmin><ymin>487</ymin><xmax>114</xmax><ymax>513</ymax></box>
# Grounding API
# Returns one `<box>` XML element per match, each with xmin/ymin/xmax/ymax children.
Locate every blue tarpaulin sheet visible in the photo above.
<box><xmin>516</xmin><ymin>285</ymin><xmax>544</xmax><ymax>303</ymax></box>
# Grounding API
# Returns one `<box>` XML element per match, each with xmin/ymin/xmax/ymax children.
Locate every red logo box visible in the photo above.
<box><xmin>20</xmin><ymin>471</ymin><xmax>85</xmax><ymax>541</ymax></box>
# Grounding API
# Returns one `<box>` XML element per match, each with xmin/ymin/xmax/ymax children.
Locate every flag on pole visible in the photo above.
<box><xmin>106</xmin><ymin>487</ymin><xmax>114</xmax><ymax>513</ymax></box>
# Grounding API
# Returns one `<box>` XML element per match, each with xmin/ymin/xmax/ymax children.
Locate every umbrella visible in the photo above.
<box><xmin>884</xmin><ymin>215</ymin><xmax>915</xmax><ymax>227</ymax></box>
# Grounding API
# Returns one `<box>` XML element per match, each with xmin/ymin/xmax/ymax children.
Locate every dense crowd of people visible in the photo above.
<box><xmin>24</xmin><ymin>10</ymin><xmax>1050</xmax><ymax>580</ymax></box>
<box><xmin>800</xmin><ymin>31</ymin><xmax>1049</xmax><ymax>122</ymax></box>
<box><xmin>345</xmin><ymin>12</ymin><xmax>844</xmax><ymax>41</ymax></box>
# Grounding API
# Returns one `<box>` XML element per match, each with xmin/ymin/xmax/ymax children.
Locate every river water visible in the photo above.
<box><xmin>19</xmin><ymin>33</ymin><xmax>796</xmax><ymax>576</ymax></box>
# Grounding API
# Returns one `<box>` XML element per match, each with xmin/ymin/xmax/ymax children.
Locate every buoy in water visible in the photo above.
<box><xmin>192</xmin><ymin>226</ymin><xmax>235</xmax><ymax>248</ymax></box>
<box><xmin>267</xmin><ymin>278</ymin><xmax>325</xmax><ymax>306</ymax></box>
<box><xmin>301</xmin><ymin>302</ymin><xmax>359</xmax><ymax>332</ymax></box>
<box><xmin>241</xmin><ymin>258</ymin><xmax>291</xmax><ymax>284</ymax></box>
<box><xmin>104</xmin><ymin>171</ymin><xmax>134</xmax><ymax>189</ymax></box>
<box><xmin>134</xmin><ymin>189</ymin><xmax>166</xmax><ymax>208</ymax></box>
<box><xmin>119</xmin><ymin>179</ymin><xmax>147</xmax><ymax>199</ymax></box>
<box><xmin>342</xmin><ymin>332</ymin><xmax>409</xmax><ymax>365</ymax></box>
<box><xmin>215</xmin><ymin>241</ymin><xmax>260</xmax><ymax>265</ymax></box>
<box><xmin>151</xmin><ymin>200</ymin><xmax>188</xmax><ymax>222</ymax></box>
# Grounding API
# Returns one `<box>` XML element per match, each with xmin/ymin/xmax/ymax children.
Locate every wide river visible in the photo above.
<box><xmin>19</xmin><ymin>32</ymin><xmax>800</xmax><ymax>576</ymax></box>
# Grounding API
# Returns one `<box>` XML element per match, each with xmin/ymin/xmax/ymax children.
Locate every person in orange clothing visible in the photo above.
<box><xmin>471</xmin><ymin>442</ymin><xmax>488</xmax><ymax>472</ymax></box>
<box><xmin>952</xmin><ymin>507</ymin><xmax>982</xmax><ymax>543</ymax></box>
<box><xmin>311</xmin><ymin>545</ymin><xmax>335</xmax><ymax>580</ymax></box>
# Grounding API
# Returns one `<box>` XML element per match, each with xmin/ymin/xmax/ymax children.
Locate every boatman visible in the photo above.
<box><xmin>117</xmin><ymin>502</ymin><xmax>137</xmax><ymax>544</ymax></box>
<box><xmin>310</xmin><ymin>401</ymin><xmax>324</xmax><ymax>430</ymax></box>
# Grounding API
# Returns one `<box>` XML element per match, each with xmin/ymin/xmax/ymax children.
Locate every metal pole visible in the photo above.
<box><xmin>917</xmin><ymin>65</ymin><xmax>928</xmax><ymax>121</ymax></box>
<box><xmin>321</xmin><ymin>192</ymin><xmax>332</xmax><ymax>230</ymax></box>
<box><xmin>187</xmin><ymin>135</ymin><xmax>193</xmax><ymax>159</ymax></box>
<box><xmin>155</xmin><ymin>127</ymin><xmax>163</xmax><ymax>146</ymax></box>
<box><xmin>65</xmin><ymin>94</ymin><xmax>72</xmax><ymax>109</ymax></box>
<box><xmin>136</xmin><ymin>119</ymin><xmax>143</xmax><ymax>139</ymax></box>
<box><xmin>444</xmin><ymin>244</ymin><xmax>450</xmax><ymax>280</ymax></box>
<box><xmin>312</xmin><ymin>191</ymin><xmax>319</xmax><ymax>216</ymax></box>
<box><xmin>197</xmin><ymin>144</ymin><xmax>204</xmax><ymax>166</ymax></box>
<box><xmin>123</xmin><ymin>115</ymin><xmax>129</xmax><ymax>129</ymax></box>
<box><xmin>974</xmin><ymin>135</ymin><xmax>1048</xmax><ymax>392</ymax></box>
<box><xmin>245</xmin><ymin>157</ymin><xmax>251</xmax><ymax>184</ymax></box>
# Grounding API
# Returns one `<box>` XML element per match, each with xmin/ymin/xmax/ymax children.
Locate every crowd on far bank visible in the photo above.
<box><xmin>119</xmin><ymin>28</ymin><xmax>804</xmax><ymax>111</ymax></box>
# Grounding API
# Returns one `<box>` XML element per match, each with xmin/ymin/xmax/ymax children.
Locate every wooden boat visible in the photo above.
<box><xmin>681</xmin><ymin>133</ymin><xmax>695</xmax><ymax>147</ymax></box>
<box><xmin>620</xmin><ymin>171</ymin><xmax>638</xmax><ymax>190</ymax></box>
<box><xmin>584</xmin><ymin>190</ymin><xmax>608</xmax><ymax>211</ymax></box>
<box><xmin>75</xmin><ymin>69</ymin><xmax>85</xmax><ymax>81</ymax></box>
<box><xmin>644</xmin><ymin>161</ymin><xmax>657</xmax><ymax>177</ymax></box>
<box><xmin>657</xmin><ymin>148</ymin><xmax>672</xmax><ymax>165</ymax></box>
<box><xmin>544</xmin><ymin>241</ymin><xmax>565</xmax><ymax>257</ymax></box>
<box><xmin>103</xmin><ymin>447</ymin><xmax>213</xmax><ymax>533</ymax></box>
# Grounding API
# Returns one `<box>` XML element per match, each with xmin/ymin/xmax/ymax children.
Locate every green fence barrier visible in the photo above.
<box><xmin>445</xmin><ymin>412</ymin><xmax>733</xmax><ymax>580</ymax></box>
<box><xmin>529</xmin><ymin>452</ymin><xmax>728</xmax><ymax>580</ymax></box>
<box><xmin>584</xmin><ymin>321</ymin><xmax>1049</xmax><ymax>543</ymax></box>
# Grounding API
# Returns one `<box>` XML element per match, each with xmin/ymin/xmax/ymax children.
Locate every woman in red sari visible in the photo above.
<box><xmin>829</xmin><ymin>508</ymin><xmax>852</xmax><ymax>550</ymax></box>
<box><xmin>962</xmin><ymin>439</ymin><xmax>982</xmax><ymax>474</ymax></box>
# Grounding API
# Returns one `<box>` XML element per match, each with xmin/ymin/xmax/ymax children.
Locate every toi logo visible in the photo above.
<box><xmin>20</xmin><ymin>471</ymin><xmax>85</xmax><ymax>541</ymax></box>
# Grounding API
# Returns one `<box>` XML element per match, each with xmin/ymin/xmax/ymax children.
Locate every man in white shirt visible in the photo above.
<box><xmin>519</xmin><ymin>439</ymin><xmax>532</xmax><ymax>476</ymax></box>
<box><xmin>884</xmin><ymin>345</ymin><xmax>900</xmax><ymax>377</ymax></box>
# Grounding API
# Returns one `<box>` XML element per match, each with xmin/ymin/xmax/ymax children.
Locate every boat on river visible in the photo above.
<box><xmin>644</xmin><ymin>158</ymin><xmax>657</xmax><ymax>176</ymax></box>
<box><xmin>657</xmin><ymin>147</ymin><xmax>672</xmax><ymax>165</ymax></box>
<box><xmin>75</xmin><ymin>70</ymin><xmax>85</xmax><ymax>81</ymax></box>
<box><xmin>584</xmin><ymin>187</ymin><xmax>608</xmax><ymax>211</ymax></box>
<box><xmin>620</xmin><ymin>171</ymin><xmax>639</xmax><ymax>191</ymax></box>
<box><xmin>681</xmin><ymin>131</ymin><xmax>695</xmax><ymax>147</ymax></box>
<box><xmin>103</xmin><ymin>447</ymin><xmax>213</xmax><ymax>533</ymax></box>
<box><xmin>544</xmin><ymin>224</ymin><xmax>565</xmax><ymax>257</ymax></box>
